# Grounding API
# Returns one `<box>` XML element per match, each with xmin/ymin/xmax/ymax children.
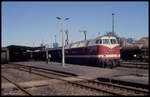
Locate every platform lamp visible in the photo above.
<box><xmin>56</xmin><ymin>17</ymin><xmax>69</xmax><ymax>67</ymax></box>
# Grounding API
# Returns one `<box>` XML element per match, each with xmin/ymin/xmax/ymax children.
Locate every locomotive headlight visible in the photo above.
<box><xmin>134</xmin><ymin>54</ymin><xmax>137</xmax><ymax>58</ymax></box>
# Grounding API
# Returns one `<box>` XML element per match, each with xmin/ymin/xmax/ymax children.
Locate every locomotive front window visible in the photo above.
<box><xmin>102</xmin><ymin>39</ymin><xmax>110</xmax><ymax>44</ymax></box>
<box><xmin>110</xmin><ymin>39</ymin><xmax>118</xmax><ymax>44</ymax></box>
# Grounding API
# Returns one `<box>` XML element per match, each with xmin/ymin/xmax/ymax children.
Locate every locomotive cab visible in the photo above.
<box><xmin>96</xmin><ymin>36</ymin><xmax>120</xmax><ymax>68</ymax></box>
<box><xmin>96</xmin><ymin>37</ymin><xmax>118</xmax><ymax>45</ymax></box>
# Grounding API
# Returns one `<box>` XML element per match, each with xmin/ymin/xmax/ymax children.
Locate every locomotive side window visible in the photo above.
<box><xmin>102</xmin><ymin>39</ymin><xmax>110</xmax><ymax>44</ymax></box>
<box><xmin>96</xmin><ymin>40</ymin><xmax>99</xmax><ymax>44</ymax></box>
<box><xmin>100</xmin><ymin>39</ymin><xmax>102</xmax><ymax>44</ymax></box>
<box><xmin>110</xmin><ymin>39</ymin><xmax>118</xmax><ymax>44</ymax></box>
<box><xmin>96</xmin><ymin>39</ymin><xmax>102</xmax><ymax>44</ymax></box>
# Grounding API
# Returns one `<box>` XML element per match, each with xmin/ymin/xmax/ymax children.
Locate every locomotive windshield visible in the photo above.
<box><xmin>110</xmin><ymin>39</ymin><xmax>118</xmax><ymax>44</ymax></box>
<box><xmin>95</xmin><ymin>38</ymin><xmax>118</xmax><ymax>44</ymax></box>
<box><xmin>102</xmin><ymin>39</ymin><xmax>110</xmax><ymax>44</ymax></box>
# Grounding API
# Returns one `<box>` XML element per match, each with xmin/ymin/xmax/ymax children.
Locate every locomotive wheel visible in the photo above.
<box><xmin>117</xmin><ymin>61</ymin><xmax>120</xmax><ymax>67</ymax></box>
<box><xmin>101</xmin><ymin>61</ymin><xmax>105</xmax><ymax>68</ymax></box>
<box><xmin>109</xmin><ymin>60</ymin><xmax>113</xmax><ymax>69</ymax></box>
<box><xmin>98</xmin><ymin>60</ymin><xmax>104</xmax><ymax>68</ymax></box>
<box><xmin>103</xmin><ymin>61</ymin><xmax>107</xmax><ymax>68</ymax></box>
<box><xmin>103</xmin><ymin>63</ymin><xmax>106</xmax><ymax>68</ymax></box>
<box><xmin>112</xmin><ymin>61</ymin><xmax>116</xmax><ymax>68</ymax></box>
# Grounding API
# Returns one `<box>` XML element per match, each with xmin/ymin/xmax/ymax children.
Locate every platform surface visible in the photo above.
<box><xmin>11</xmin><ymin>61</ymin><xmax>149</xmax><ymax>85</ymax></box>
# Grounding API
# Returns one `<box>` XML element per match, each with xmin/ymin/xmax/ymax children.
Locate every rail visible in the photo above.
<box><xmin>2</xmin><ymin>75</ymin><xmax>33</xmax><ymax>96</ymax></box>
<box><xmin>121</xmin><ymin>61</ymin><xmax>148</xmax><ymax>65</ymax></box>
<box><xmin>10</xmin><ymin>63</ymin><xmax>77</xmax><ymax>77</ymax></box>
<box><xmin>120</xmin><ymin>62</ymin><xmax>149</xmax><ymax>69</ymax></box>
<box><xmin>97</xmin><ymin>77</ymin><xmax>149</xmax><ymax>90</ymax></box>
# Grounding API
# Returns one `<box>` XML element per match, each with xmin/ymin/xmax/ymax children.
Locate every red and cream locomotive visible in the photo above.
<box><xmin>65</xmin><ymin>35</ymin><xmax>120</xmax><ymax>68</ymax></box>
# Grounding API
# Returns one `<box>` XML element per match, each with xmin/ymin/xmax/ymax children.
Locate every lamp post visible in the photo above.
<box><xmin>56</xmin><ymin>17</ymin><xmax>69</xmax><ymax>67</ymax></box>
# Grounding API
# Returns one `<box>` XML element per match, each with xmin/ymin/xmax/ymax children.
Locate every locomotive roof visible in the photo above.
<box><xmin>72</xmin><ymin>35</ymin><xmax>117</xmax><ymax>43</ymax></box>
<box><xmin>65</xmin><ymin>35</ymin><xmax>117</xmax><ymax>49</ymax></box>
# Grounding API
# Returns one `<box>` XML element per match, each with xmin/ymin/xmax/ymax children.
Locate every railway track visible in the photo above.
<box><xmin>120</xmin><ymin>62</ymin><xmax>149</xmax><ymax>69</ymax></box>
<box><xmin>2</xmin><ymin>75</ymin><xmax>33</xmax><ymax>96</ymax></box>
<box><xmin>97</xmin><ymin>77</ymin><xmax>149</xmax><ymax>90</ymax></box>
<box><xmin>71</xmin><ymin>80</ymin><xmax>148</xmax><ymax>96</ymax></box>
<box><xmin>2</xmin><ymin>63</ymin><xmax>149</xmax><ymax>96</ymax></box>
<box><xmin>8</xmin><ymin>63</ymin><xmax>77</xmax><ymax>77</ymax></box>
<box><xmin>122</xmin><ymin>61</ymin><xmax>148</xmax><ymax>65</ymax></box>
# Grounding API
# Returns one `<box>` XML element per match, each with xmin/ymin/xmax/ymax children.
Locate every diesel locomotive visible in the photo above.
<box><xmin>63</xmin><ymin>35</ymin><xmax>120</xmax><ymax>68</ymax></box>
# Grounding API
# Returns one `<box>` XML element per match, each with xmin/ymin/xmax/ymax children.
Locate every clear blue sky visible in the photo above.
<box><xmin>2</xmin><ymin>1</ymin><xmax>148</xmax><ymax>47</ymax></box>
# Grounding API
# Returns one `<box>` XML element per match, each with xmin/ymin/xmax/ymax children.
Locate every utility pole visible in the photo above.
<box><xmin>56</xmin><ymin>17</ymin><xmax>69</xmax><ymax>67</ymax></box>
<box><xmin>65</xmin><ymin>29</ymin><xmax>69</xmax><ymax>45</ymax></box>
<box><xmin>80</xmin><ymin>30</ymin><xmax>87</xmax><ymax>40</ymax></box>
<box><xmin>55</xmin><ymin>35</ymin><xmax>57</xmax><ymax>43</ymax></box>
<box><xmin>112</xmin><ymin>13</ymin><xmax>115</xmax><ymax>34</ymax></box>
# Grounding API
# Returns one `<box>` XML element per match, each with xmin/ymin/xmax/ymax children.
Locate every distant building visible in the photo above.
<box><xmin>120</xmin><ymin>37</ymin><xmax>149</xmax><ymax>49</ymax></box>
<box><xmin>134</xmin><ymin>37</ymin><xmax>149</xmax><ymax>48</ymax></box>
<box><xmin>120</xmin><ymin>37</ymin><xmax>133</xmax><ymax>48</ymax></box>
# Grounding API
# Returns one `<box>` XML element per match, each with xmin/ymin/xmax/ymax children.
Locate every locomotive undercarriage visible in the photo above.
<box><xmin>97</xmin><ymin>59</ymin><xmax>120</xmax><ymax>68</ymax></box>
<box><xmin>65</xmin><ymin>57</ymin><xmax>120</xmax><ymax>68</ymax></box>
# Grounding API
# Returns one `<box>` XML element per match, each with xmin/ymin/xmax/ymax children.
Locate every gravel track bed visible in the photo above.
<box><xmin>2</xmin><ymin>88</ymin><xmax>19</xmax><ymax>96</ymax></box>
<box><xmin>2</xmin><ymin>88</ymin><xmax>29</xmax><ymax>96</ymax></box>
<box><xmin>26</xmin><ymin>82</ymin><xmax>110</xmax><ymax>96</ymax></box>
<box><xmin>1</xmin><ymin>77</ymin><xmax>9</xmax><ymax>83</ymax></box>
<box><xmin>1</xmin><ymin>77</ymin><xmax>28</xmax><ymax>96</ymax></box>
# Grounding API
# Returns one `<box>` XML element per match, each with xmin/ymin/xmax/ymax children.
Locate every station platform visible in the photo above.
<box><xmin>11</xmin><ymin>61</ymin><xmax>148</xmax><ymax>85</ymax></box>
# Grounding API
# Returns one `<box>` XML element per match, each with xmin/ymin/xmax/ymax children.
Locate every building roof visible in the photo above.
<box><xmin>135</xmin><ymin>37</ymin><xmax>149</xmax><ymax>44</ymax></box>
